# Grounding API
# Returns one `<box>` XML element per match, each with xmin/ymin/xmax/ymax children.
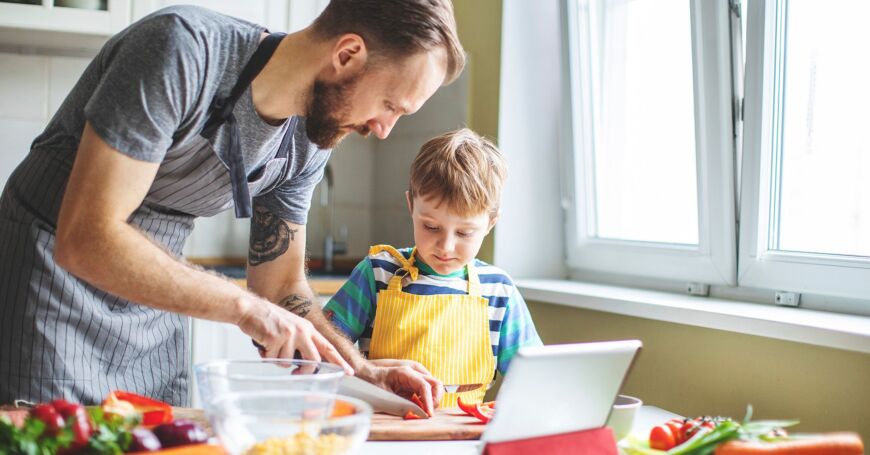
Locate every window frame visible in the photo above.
<box><xmin>561</xmin><ymin>0</ymin><xmax>738</xmax><ymax>286</ymax></box>
<box><xmin>737</xmin><ymin>0</ymin><xmax>870</xmax><ymax>300</ymax></box>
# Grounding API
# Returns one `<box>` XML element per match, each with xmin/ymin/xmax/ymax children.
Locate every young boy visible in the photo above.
<box><xmin>324</xmin><ymin>128</ymin><xmax>542</xmax><ymax>408</ymax></box>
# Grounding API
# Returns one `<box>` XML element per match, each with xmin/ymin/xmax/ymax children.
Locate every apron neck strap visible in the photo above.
<box><xmin>370</xmin><ymin>245</ymin><xmax>482</xmax><ymax>296</ymax></box>
<box><xmin>201</xmin><ymin>32</ymin><xmax>286</xmax><ymax>219</ymax></box>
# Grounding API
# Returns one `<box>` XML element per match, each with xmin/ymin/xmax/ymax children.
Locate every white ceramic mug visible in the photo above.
<box><xmin>606</xmin><ymin>394</ymin><xmax>643</xmax><ymax>441</ymax></box>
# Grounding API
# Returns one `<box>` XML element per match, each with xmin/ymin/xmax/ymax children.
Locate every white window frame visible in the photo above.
<box><xmin>738</xmin><ymin>0</ymin><xmax>870</xmax><ymax>300</ymax></box>
<box><xmin>561</xmin><ymin>0</ymin><xmax>738</xmax><ymax>286</ymax></box>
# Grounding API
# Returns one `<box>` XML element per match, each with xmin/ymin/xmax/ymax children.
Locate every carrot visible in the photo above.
<box><xmin>139</xmin><ymin>443</ymin><xmax>227</xmax><ymax>455</ymax></box>
<box><xmin>714</xmin><ymin>432</ymin><xmax>864</xmax><ymax>455</ymax></box>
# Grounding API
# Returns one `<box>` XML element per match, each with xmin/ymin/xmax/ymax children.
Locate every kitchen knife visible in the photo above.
<box><xmin>337</xmin><ymin>375</ymin><xmax>428</xmax><ymax>418</ymax></box>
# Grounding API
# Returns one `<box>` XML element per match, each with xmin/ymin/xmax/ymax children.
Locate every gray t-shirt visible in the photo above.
<box><xmin>31</xmin><ymin>5</ymin><xmax>329</xmax><ymax>225</ymax></box>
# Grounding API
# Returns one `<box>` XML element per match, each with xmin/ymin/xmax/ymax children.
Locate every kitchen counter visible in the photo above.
<box><xmin>176</xmin><ymin>405</ymin><xmax>678</xmax><ymax>453</ymax></box>
<box><xmin>230</xmin><ymin>277</ymin><xmax>345</xmax><ymax>296</ymax></box>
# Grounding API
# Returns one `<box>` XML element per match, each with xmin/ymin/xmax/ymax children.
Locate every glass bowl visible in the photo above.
<box><xmin>208</xmin><ymin>390</ymin><xmax>372</xmax><ymax>455</ymax></box>
<box><xmin>195</xmin><ymin>359</ymin><xmax>345</xmax><ymax>410</ymax></box>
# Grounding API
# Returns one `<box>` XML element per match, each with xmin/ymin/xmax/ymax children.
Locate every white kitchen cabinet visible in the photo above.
<box><xmin>132</xmin><ymin>0</ymin><xmax>291</xmax><ymax>33</ymax></box>
<box><xmin>0</xmin><ymin>0</ymin><xmax>130</xmax><ymax>35</ymax></box>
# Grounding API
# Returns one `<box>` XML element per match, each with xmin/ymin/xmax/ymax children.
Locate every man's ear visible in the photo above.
<box><xmin>331</xmin><ymin>33</ymin><xmax>368</xmax><ymax>77</ymax></box>
<box><xmin>405</xmin><ymin>190</ymin><xmax>413</xmax><ymax>215</ymax></box>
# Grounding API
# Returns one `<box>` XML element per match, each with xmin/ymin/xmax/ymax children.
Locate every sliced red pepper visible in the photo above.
<box><xmin>409</xmin><ymin>393</ymin><xmax>430</xmax><ymax>417</ymax></box>
<box><xmin>51</xmin><ymin>400</ymin><xmax>92</xmax><ymax>448</ymax></box>
<box><xmin>457</xmin><ymin>396</ymin><xmax>477</xmax><ymax>416</ymax></box>
<box><xmin>403</xmin><ymin>411</ymin><xmax>423</xmax><ymax>420</ymax></box>
<box><xmin>104</xmin><ymin>391</ymin><xmax>173</xmax><ymax>426</ymax></box>
<box><xmin>457</xmin><ymin>397</ymin><xmax>495</xmax><ymax>423</ymax></box>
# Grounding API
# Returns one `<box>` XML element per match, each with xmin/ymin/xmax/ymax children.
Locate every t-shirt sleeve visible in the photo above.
<box><xmin>323</xmin><ymin>257</ymin><xmax>378</xmax><ymax>342</ymax></box>
<box><xmin>253</xmin><ymin>120</ymin><xmax>332</xmax><ymax>225</ymax></box>
<box><xmin>84</xmin><ymin>13</ymin><xmax>203</xmax><ymax>163</ymax></box>
<box><xmin>496</xmin><ymin>286</ymin><xmax>544</xmax><ymax>374</ymax></box>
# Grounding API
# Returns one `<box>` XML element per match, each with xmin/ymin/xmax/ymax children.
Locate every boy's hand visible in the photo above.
<box><xmin>363</xmin><ymin>359</ymin><xmax>444</xmax><ymax>416</ymax></box>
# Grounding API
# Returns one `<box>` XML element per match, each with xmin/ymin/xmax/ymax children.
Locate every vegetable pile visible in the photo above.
<box><xmin>624</xmin><ymin>407</ymin><xmax>864</xmax><ymax>455</ymax></box>
<box><xmin>0</xmin><ymin>391</ymin><xmax>208</xmax><ymax>455</ymax></box>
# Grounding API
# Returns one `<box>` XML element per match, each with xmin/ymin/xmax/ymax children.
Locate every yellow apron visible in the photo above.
<box><xmin>368</xmin><ymin>245</ymin><xmax>495</xmax><ymax>408</ymax></box>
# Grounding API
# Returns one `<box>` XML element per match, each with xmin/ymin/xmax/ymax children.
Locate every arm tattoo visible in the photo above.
<box><xmin>278</xmin><ymin>294</ymin><xmax>313</xmax><ymax>318</ymax></box>
<box><xmin>249</xmin><ymin>206</ymin><xmax>297</xmax><ymax>265</ymax></box>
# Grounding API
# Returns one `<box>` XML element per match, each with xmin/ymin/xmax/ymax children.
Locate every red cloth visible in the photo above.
<box><xmin>483</xmin><ymin>426</ymin><xmax>618</xmax><ymax>455</ymax></box>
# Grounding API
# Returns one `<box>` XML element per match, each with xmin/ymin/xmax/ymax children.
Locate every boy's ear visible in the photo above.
<box><xmin>331</xmin><ymin>33</ymin><xmax>368</xmax><ymax>78</ymax></box>
<box><xmin>486</xmin><ymin>210</ymin><xmax>501</xmax><ymax>234</ymax></box>
<box><xmin>405</xmin><ymin>190</ymin><xmax>413</xmax><ymax>215</ymax></box>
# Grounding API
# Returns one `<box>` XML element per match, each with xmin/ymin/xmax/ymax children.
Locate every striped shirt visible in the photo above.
<box><xmin>324</xmin><ymin>248</ymin><xmax>543</xmax><ymax>374</ymax></box>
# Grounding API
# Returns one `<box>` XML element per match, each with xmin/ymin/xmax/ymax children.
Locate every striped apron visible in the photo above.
<box><xmin>0</xmin><ymin>33</ymin><xmax>293</xmax><ymax>406</ymax></box>
<box><xmin>367</xmin><ymin>245</ymin><xmax>496</xmax><ymax>408</ymax></box>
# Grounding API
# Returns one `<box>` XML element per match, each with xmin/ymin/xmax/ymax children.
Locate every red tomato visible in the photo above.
<box><xmin>32</xmin><ymin>404</ymin><xmax>65</xmax><ymax>435</ymax></box>
<box><xmin>681</xmin><ymin>420</ymin><xmax>701</xmax><ymax>441</ymax></box>
<box><xmin>666</xmin><ymin>421</ymin><xmax>684</xmax><ymax>444</ymax></box>
<box><xmin>650</xmin><ymin>424</ymin><xmax>677</xmax><ymax>451</ymax></box>
<box><xmin>51</xmin><ymin>401</ymin><xmax>91</xmax><ymax>447</ymax></box>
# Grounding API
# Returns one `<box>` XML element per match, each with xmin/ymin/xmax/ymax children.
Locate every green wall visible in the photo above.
<box><xmin>453</xmin><ymin>0</ymin><xmax>502</xmax><ymax>263</ymax></box>
<box><xmin>526</xmin><ymin>301</ymin><xmax>870</xmax><ymax>440</ymax></box>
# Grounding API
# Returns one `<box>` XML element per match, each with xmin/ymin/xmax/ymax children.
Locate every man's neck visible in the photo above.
<box><xmin>251</xmin><ymin>28</ymin><xmax>328</xmax><ymax>124</ymax></box>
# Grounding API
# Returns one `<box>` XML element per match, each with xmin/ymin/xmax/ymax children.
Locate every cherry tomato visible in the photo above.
<box><xmin>681</xmin><ymin>419</ymin><xmax>701</xmax><ymax>441</ymax></box>
<box><xmin>32</xmin><ymin>404</ymin><xmax>65</xmax><ymax>435</ymax></box>
<box><xmin>649</xmin><ymin>424</ymin><xmax>677</xmax><ymax>450</ymax></box>
<box><xmin>666</xmin><ymin>420</ymin><xmax>684</xmax><ymax>444</ymax></box>
<box><xmin>52</xmin><ymin>400</ymin><xmax>92</xmax><ymax>447</ymax></box>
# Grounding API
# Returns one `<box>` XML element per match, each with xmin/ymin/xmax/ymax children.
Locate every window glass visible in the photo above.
<box><xmin>773</xmin><ymin>0</ymin><xmax>870</xmax><ymax>257</ymax></box>
<box><xmin>589</xmin><ymin>0</ymin><xmax>698</xmax><ymax>244</ymax></box>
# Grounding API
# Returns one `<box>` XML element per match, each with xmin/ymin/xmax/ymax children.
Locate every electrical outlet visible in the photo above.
<box><xmin>774</xmin><ymin>291</ymin><xmax>800</xmax><ymax>307</ymax></box>
<box><xmin>686</xmin><ymin>282</ymin><xmax>710</xmax><ymax>296</ymax></box>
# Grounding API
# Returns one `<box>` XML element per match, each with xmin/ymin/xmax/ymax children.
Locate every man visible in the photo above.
<box><xmin>0</xmin><ymin>0</ymin><xmax>463</xmax><ymax>414</ymax></box>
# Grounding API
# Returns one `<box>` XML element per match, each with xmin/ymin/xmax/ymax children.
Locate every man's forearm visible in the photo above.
<box><xmin>56</xmin><ymin>220</ymin><xmax>254</xmax><ymax>324</ymax></box>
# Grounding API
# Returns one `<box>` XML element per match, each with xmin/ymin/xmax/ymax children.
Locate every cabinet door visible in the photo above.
<box><xmin>132</xmin><ymin>0</ymin><xmax>290</xmax><ymax>32</ymax></box>
<box><xmin>0</xmin><ymin>0</ymin><xmax>130</xmax><ymax>35</ymax></box>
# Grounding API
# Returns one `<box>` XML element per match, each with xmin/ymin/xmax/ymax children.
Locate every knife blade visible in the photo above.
<box><xmin>337</xmin><ymin>375</ymin><xmax>428</xmax><ymax>418</ymax></box>
<box><xmin>443</xmin><ymin>383</ymin><xmax>485</xmax><ymax>393</ymax></box>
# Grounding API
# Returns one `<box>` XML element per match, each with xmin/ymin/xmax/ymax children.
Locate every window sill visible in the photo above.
<box><xmin>516</xmin><ymin>279</ymin><xmax>870</xmax><ymax>354</ymax></box>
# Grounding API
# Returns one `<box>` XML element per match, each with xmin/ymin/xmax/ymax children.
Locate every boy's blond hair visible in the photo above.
<box><xmin>409</xmin><ymin>128</ymin><xmax>506</xmax><ymax>216</ymax></box>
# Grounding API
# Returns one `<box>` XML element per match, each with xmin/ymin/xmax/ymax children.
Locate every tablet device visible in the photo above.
<box><xmin>480</xmin><ymin>339</ymin><xmax>642</xmax><ymax>443</ymax></box>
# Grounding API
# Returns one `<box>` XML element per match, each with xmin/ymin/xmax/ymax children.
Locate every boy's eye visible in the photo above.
<box><xmin>424</xmin><ymin>224</ymin><xmax>440</xmax><ymax>232</ymax></box>
<box><xmin>457</xmin><ymin>231</ymin><xmax>473</xmax><ymax>238</ymax></box>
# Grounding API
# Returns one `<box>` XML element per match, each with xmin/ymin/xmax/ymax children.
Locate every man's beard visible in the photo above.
<box><xmin>305</xmin><ymin>73</ymin><xmax>369</xmax><ymax>149</ymax></box>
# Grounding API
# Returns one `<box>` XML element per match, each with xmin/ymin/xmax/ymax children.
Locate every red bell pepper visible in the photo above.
<box><xmin>103</xmin><ymin>391</ymin><xmax>173</xmax><ymax>426</ymax></box>
<box><xmin>457</xmin><ymin>397</ymin><xmax>494</xmax><ymax>423</ymax></box>
<box><xmin>403</xmin><ymin>411</ymin><xmax>423</xmax><ymax>420</ymax></box>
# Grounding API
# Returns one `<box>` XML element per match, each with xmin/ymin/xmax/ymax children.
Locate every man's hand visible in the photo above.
<box><xmin>361</xmin><ymin>359</ymin><xmax>444</xmax><ymax>416</ymax></box>
<box><xmin>236</xmin><ymin>296</ymin><xmax>352</xmax><ymax>374</ymax></box>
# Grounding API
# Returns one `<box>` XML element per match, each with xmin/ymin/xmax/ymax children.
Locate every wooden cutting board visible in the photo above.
<box><xmin>177</xmin><ymin>407</ymin><xmax>484</xmax><ymax>441</ymax></box>
<box><xmin>3</xmin><ymin>406</ymin><xmax>484</xmax><ymax>442</ymax></box>
<box><xmin>368</xmin><ymin>408</ymin><xmax>484</xmax><ymax>441</ymax></box>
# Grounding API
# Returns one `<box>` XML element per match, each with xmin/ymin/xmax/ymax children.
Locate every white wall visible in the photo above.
<box><xmin>0</xmin><ymin>50</ymin><xmax>91</xmax><ymax>192</ymax></box>
<box><xmin>0</xmin><ymin>51</ymin><xmax>469</xmax><ymax>264</ymax></box>
<box><xmin>494</xmin><ymin>0</ymin><xmax>566</xmax><ymax>279</ymax></box>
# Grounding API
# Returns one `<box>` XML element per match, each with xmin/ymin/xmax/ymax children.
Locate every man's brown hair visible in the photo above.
<box><xmin>409</xmin><ymin>128</ymin><xmax>507</xmax><ymax>216</ymax></box>
<box><xmin>311</xmin><ymin>0</ymin><xmax>465</xmax><ymax>84</ymax></box>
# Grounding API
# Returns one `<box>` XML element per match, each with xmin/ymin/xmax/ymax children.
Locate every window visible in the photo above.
<box><xmin>563</xmin><ymin>0</ymin><xmax>737</xmax><ymax>285</ymax></box>
<box><xmin>564</xmin><ymin>0</ymin><xmax>870</xmax><ymax>307</ymax></box>
<box><xmin>739</xmin><ymin>0</ymin><xmax>870</xmax><ymax>299</ymax></box>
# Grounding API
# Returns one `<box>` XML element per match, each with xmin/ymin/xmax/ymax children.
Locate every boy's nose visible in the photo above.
<box><xmin>439</xmin><ymin>234</ymin><xmax>456</xmax><ymax>252</ymax></box>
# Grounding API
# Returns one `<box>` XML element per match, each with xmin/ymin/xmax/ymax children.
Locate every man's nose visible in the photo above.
<box><xmin>370</xmin><ymin>113</ymin><xmax>401</xmax><ymax>139</ymax></box>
